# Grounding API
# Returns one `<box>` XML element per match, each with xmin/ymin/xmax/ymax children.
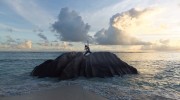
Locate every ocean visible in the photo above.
<box><xmin>0</xmin><ymin>52</ymin><xmax>179</xmax><ymax>99</ymax></box>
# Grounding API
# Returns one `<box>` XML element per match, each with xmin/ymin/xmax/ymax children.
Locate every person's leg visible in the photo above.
<box><xmin>88</xmin><ymin>50</ymin><xmax>91</xmax><ymax>54</ymax></box>
<box><xmin>84</xmin><ymin>51</ymin><xmax>88</xmax><ymax>55</ymax></box>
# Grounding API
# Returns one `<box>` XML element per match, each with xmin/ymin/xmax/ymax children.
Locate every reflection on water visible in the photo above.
<box><xmin>116</xmin><ymin>52</ymin><xmax>180</xmax><ymax>98</ymax></box>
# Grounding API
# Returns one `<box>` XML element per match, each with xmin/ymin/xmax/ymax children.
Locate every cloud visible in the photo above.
<box><xmin>37</xmin><ymin>33</ymin><xmax>51</xmax><ymax>47</ymax></box>
<box><xmin>82</xmin><ymin>0</ymin><xmax>163</xmax><ymax>32</ymax></box>
<box><xmin>16</xmin><ymin>40</ymin><xmax>32</xmax><ymax>49</ymax></box>
<box><xmin>62</xmin><ymin>42</ymin><xmax>73</xmax><ymax>48</ymax></box>
<box><xmin>33</xmin><ymin>28</ymin><xmax>44</xmax><ymax>33</ymax></box>
<box><xmin>36</xmin><ymin>41</ymin><xmax>49</xmax><ymax>47</ymax></box>
<box><xmin>4</xmin><ymin>0</ymin><xmax>54</xmax><ymax>27</ymax></box>
<box><xmin>141</xmin><ymin>39</ymin><xmax>180</xmax><ymax>51</ymax></box>
<box><xmin>94</xmin><ymin>8</ymin><xmax>152</xmax><ymax>45</ymax></box>
<box><xmin>35</xmin><ymin>40</ymin><xmax>74</xmax><ymax>51</ymax></box>
<box><xmin>0</xmin><ymin>23</ymin><xmax>30</xmax><ymax>33</ymax></box>
<box><xmin>52</xmin><ymin>7</ymin><xmax>91</xmax><ymax>42</ymax></box>
<box><xmin>38</xmin><ymin>33</ymin><xmax>48</xmax><ymax>41</ymax></box>
<box><xmin>7</xmin><ymin>28</ymin><xmax>13</xmax><ymax>33</ymax></box>
<box><xmin>159</xmin><ymin>39</ymin><xmax>169</xmax><ymax>44</ymax></box>
<box><xmin>6</xmin><ymin>36</ymin><xmax>16</xmax><ymax>43</ymax></box>
<box><xmin>141</xmin><ymin>44</ymin><xmax>180</xmax><ymax>51</ymax></box>
<box><xmin>1</xmin><ymin>36</ymin><xmax>32</xmax><ymax>49</ymax></box>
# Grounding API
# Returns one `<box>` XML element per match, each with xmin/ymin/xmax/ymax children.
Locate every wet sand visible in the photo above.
<box><xmin>0</xmin><ymin>85</ymin><xmax>107</xmax><ymax>100</ymax></box>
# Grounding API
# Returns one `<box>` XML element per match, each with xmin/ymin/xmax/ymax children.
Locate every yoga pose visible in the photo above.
<box><xmin>84</xmin><ymin>44</ymin><xmax>91</xmax><ymax>56</ymax></box>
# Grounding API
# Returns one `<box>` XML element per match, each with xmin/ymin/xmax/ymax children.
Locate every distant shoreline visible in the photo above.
<box><xmin>0</xmin><ymin>50</ymin><xmax>152</xmax><ymax>53</ymax></box>
<box><xmin>1</xmin><ymin>50</ymin><xmax>180</xmax><ymax>54</ymax></box>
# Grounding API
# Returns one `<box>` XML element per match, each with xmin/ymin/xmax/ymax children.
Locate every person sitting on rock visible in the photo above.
<box><xmin>84</xmin><ymin>45</ymin><xmax>91</xmax><ymax>56</ymax></box>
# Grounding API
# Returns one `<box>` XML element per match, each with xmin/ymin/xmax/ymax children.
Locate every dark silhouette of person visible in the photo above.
<box><xmin>84</xmin><ymin>45</ymin><xmax>91</xmax><ymax>56</ymax></box>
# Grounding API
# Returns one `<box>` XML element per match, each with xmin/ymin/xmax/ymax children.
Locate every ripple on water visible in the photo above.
<box><xmin>0</xmin><ymin>52</ymin><xmax>180</xmax><ymax>99</ymax></box>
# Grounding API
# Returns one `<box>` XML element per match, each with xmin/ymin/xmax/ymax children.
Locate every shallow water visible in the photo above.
<box><xmin>0</xmin><ymin>52</ymin><xmax>179</xmax><ymax>99</ymax></box>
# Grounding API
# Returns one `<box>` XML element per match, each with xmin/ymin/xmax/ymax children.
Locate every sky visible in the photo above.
<box><xmin>0</xmin><ymin>0</ymin><xmax>180</xmax><ymax>52</ymax></box>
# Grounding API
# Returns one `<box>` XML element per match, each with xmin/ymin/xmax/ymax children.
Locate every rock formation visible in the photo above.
<box><xmin>31</xmin><ymin>52</ymin><xmax>138</xmax><ymax>80</ymax></box>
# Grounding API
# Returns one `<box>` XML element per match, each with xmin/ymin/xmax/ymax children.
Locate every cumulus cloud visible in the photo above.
<box><xmin>52</xmin><ymin>7</ymin><xmax>91</xmax><ymax>42</ymax></box>
<box><xmin>94</xmin><ymin>8</ymin><xmax>153</xmax><ymax>45</ymax></box>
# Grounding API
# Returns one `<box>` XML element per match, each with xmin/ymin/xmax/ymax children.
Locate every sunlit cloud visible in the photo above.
<box><xmin>94</xmin><ymin>8</ymin><xmax>153</xmax><ymax>45</ymax></box>
<box><xmin>111</xmin><ymin>7</ymin><xmax>165</xmax><ymax>35</ymax></box>
<box><xmin>82</xmin><ymin>0</ymin><xmax>157</xmax><ymax>31</ymax></box>
<box><xmin>0</xmin><ymin>0</ymin><xmax>180</xmax><ymax>52</ymax></box>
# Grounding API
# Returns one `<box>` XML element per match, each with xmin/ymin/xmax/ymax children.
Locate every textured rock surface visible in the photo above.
<box><xmin>31</xmin><ymin>52</ymin><xmax>138</xmax><ymax>80</ymax></box>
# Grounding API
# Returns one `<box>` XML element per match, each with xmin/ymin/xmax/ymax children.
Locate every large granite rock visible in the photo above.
<box><xmin>31</xmin><ymin>52</ymin><xmax>138</xmax><ymax>80</ymax></box>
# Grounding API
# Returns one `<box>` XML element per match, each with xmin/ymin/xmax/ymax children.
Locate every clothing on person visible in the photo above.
<box><xmin>84</xmin><ymin>45</ymin><xmax>91</xmax><ymax>56</ymax></box>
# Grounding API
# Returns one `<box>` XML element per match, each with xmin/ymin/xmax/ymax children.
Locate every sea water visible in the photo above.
<box><xmin>0</xmin><ymin>52</ymin><xmax>179</xmax><ymax>99</ymax></box>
